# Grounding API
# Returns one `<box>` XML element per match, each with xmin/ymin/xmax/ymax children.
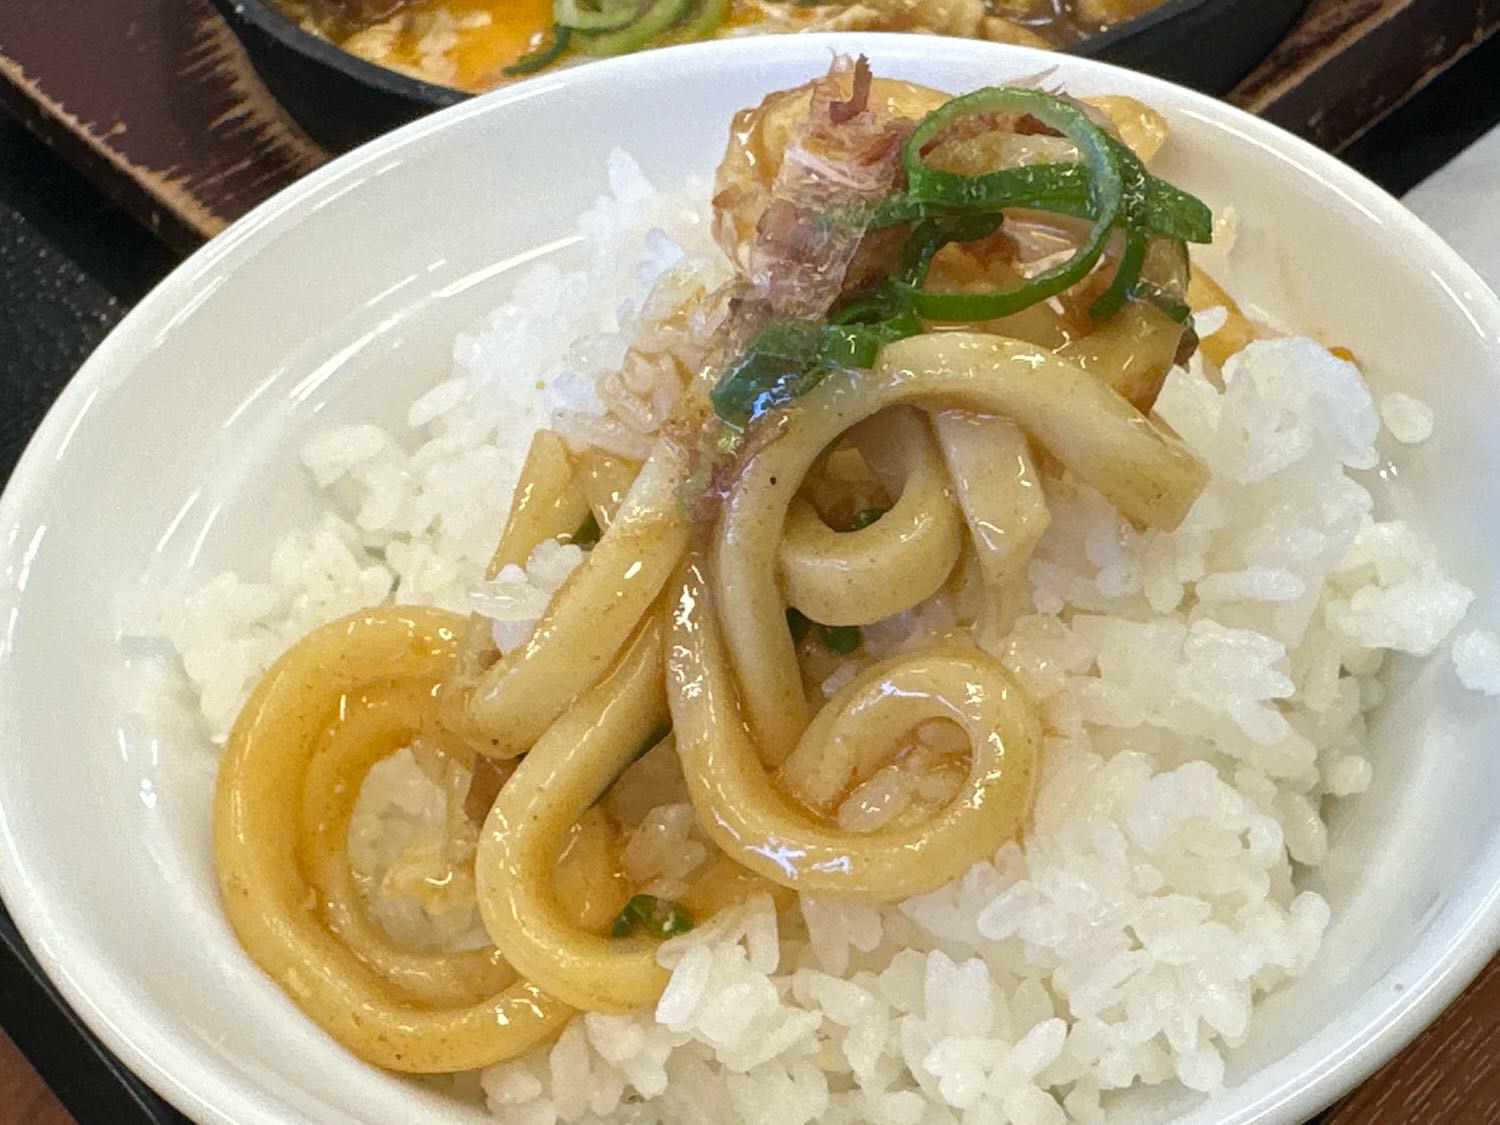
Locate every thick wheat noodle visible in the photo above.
<box><xmin>213</xmin><ymin>607</ymin><xmax>570</xmax><ymax>1072</ymax></box>
<box><xmin>446</xmin><ymin>429</ymin><xmax>590</xmax><ymax>728</ymax></box>
<box><xmin>931</xmin><ymin>410</ymin><xmax>1050</xmax><ymax>592</ymax></box>
<box><xmin>668</xmin><ymin>555</ymin><xmax>1040</xmax><ymax>899</ymax></box>
<box><xmin>473</xmin><ymin>614</ymin><xmax>781</xmax><ymax>1014</ymax></box>
<box><xmin>575</xmin><ymin>446</ymin><xmax>642</xmax><ymax>530</ymax></box>
<box><xmin>877</xmin><ymin>334</ymin><xmax>1208</xmax><ymax>526</ymax></box>
<box><xmin>489</xmin><ymin>429</ymin><xmax>591</xmax><ymax>577</ymax></box>
<box><xmin>712</xmin><ymin>332</ymin><xmax>1207</xmax><ymax>767</ymax></box>
<box><xmin>297</xmin><ymin>679</ymin><xmax>516</xmax><ymax>1008</ymax></box>
<box><xmin>777</xmin><ymin>407</ymin><xmax>964</xmax><ymax>627</ymax></box>
<box><xmin>215</xmin><ymin>332</ymin><xmax>1206</xmax><ymax>1062</ymax></box>
<box><xmin>442</xmin><ymin>439</ymin><xmax>690</xmax><ymax>759</ymax></box>
<box><xmin>475</xmin><ymin>617</ymin><xmax>673</xmax><ymax>1012</ymax></box>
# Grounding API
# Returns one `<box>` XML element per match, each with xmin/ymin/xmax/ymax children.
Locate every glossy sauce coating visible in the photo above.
<box><xmin>213</xmin><ymin>607</ymin><xmax>570</xmax><ymax>1072</ymax></box>
<box><xmin>669</xmin><ymin>558</ymin><xmax>1040</xmax><ymax>898</ymax></box>
<box><xmin>210</xmin><ymin>67</ymin><xmax>1231</xmax><ymax>1079</ymax></box>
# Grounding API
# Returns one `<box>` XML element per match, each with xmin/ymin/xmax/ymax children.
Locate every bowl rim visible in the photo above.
<box><xmin>212</xmin><ymin>0</ymin><xmax>1236</xmax><ymax>105</ymax></box>
<box><xmin>3</xmin><ymin>31</ymin><xmax>1500</xmax><ymax>1125</ymax></box>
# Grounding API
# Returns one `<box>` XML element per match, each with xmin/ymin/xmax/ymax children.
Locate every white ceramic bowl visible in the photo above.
<box><xmin>1</xmin><ymin>33</ymin><xmax>1497</xmax><ymax>1125</ymax></box>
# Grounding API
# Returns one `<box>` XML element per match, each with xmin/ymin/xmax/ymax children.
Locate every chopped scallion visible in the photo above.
<box><xmin>572</xmin><ymin>0</ymin><xmax>693</xmax><ymax>55</ymax></box>
<box><xmin>554</xmin><ymin>0</ymin><xmax>638</xmax><ymax>30</ymax></box>
<box><xmin>571</xmin><ymin>510</ymin><xmax>602</xmax><ymax>549</ymax></box>
<box><xmin>818</xmin><ymin>623</ymin><xmax>860</xmax><ymax>655</ymax></box>
<box><xmin>843</xmin><ymin>507</ymin><xmax>887</xmax><ymax>532</ymax></box>
<box><xmin>868</xmin><ymin>87</ymin><xmax>1211</xmax><ymax>323</ymax></box>
<box><xmin>611</xmin><ymin>894</ymin><xmax>694</xmax><ymax>939</ymax></box>
<box><xmin>501</xmin><ymin>24</ymin><xmax>572</xmax><ymax>75</ymax></box>
<box><xmin>709</xmin><ymin>313</ymin><xmax>921</xmax><ymax>427</ymax></box>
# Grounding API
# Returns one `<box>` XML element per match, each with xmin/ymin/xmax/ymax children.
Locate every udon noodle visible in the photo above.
<box><xmin>214</xmin><ymin>57</ymin><xmax>1245</xmax><ymax>1075</ymax></box>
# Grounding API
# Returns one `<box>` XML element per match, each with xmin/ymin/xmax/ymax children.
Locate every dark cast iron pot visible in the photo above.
<box><xmin>211</xmin><ymin>0</ymin><xmax>1308</xmax><ymax>152</ymax></box>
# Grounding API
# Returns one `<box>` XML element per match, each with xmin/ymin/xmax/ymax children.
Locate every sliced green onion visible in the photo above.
<box><xmin>1087</xmin><ymin>142</ymin><xmax>1197</xmax><ymax>320</ymax></box>
<box><xmin>843</xmin><ymin>507</ymin><xmax>887</xmax><ymax>532</ymax></box>
<box><xmin>903</xmin><ymin>89</ymin><xmax>1120</xmax><ymax>215</ymax></box>
<box><xmin>828</xmin><ymin>288</ymin><xmax>904</xmax><ymax>324</ymax></box>
<box><xmin>609</xmin><ymin>906</ymin><xmax>635</xmax><ymax>937</ymax></box>
<box><xmin>709</xmin><ymin>313</ymin><xmax>920</xmax><ymax>427</ymax></box>
<box><xmin>792</xmin><ymin>603</ymin><xmax>864</xmax><ymax>657</ymax></box>
<box><xmin>1139</xmin><ymin>233</ymin><xmax>1194</xmax><ymax>324</ymax></box>
<box><xmin>570</xmin><ymin>510</ymin><xmax>602</xmax><ymax>549</ymax></box>
<box><xmin>880</xmin><ymin>163</ymin><xmax>1091</xmax><ymax>227</ymax></box>
<box><xmin>1141</xmin><ymin>162</ymin><xmax>1212</xmax><ymax>244</ymax></box>
<box><xmin>708</xmin><ymin>320</ymin><xmax>821</xmax><ymax>425</ymax></box>
<box><xmin>818</xmin><ymin>623</ymin><xmax>861</xmax><ymax>655</ymax></box>
<box><xmin>817</xmin><ymin>309</ymin><xmax>923</xmax><ymax>368</ymax></box>
<box><xmin>680</xmin><ymin>0</ymin><xmax>730</xmax><ymax>38</ymax></box>
<box><xmin>885</xmin><ymin>89</ymin><xmax>1211</xmax><ymax>323</ymax></box>
<box><xmin>872</xmin><ymin>148</ymin><xmax>1209</xmax><ymax>246</ymax></box>
<box><xmin>893</xmin><ymin>88</ymin><xmax>1123</xmax><ymax>322</ymax></box>
<box><xmin>1134</xmin><ymin>280</ymin><xmax>1192</xmax><ymax>323</ymax></box>
<box><xmin>611</xmin><ymin>894</ymin><xmax>694</xmax><ymax>938</ymax></box>
<box><xmin>573</xmin><ymin>0</ymin><xmax>693</xmax><ymax>55</ymax></box>
<box><xmin>1088</xmin><ymin>222</ymin><xmax>1147</xmax><ymax>321</ymax></box>
<box><xmin>554</xmin><ymin>0</ymin><xmax>639</xmax><ymax>29</ymax></box>
<box><xmin>791</xmin><ymin>607</ymin><xmax>859</xmax><ymax>654</ymax></box>
<box><xmin>501</xmin><ymin>24</ymin><xmax>572</xmax><ymax>75</ymax></box>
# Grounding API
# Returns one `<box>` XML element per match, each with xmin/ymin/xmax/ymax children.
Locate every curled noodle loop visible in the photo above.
<box><xmin>213</xmin><ymin>608</ymin><xmax>570</xmax><ymax>1073</ymax></box>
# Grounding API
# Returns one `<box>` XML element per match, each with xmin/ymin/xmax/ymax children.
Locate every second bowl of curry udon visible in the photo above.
<box><xmin>213</xmin><ymin>0</ymin><xmax>1309</xmax><ymax>150</ymax></box>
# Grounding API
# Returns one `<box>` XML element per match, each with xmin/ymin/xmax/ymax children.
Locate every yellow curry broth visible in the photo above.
<box><xmin>279</xmin><ymin>0</ymin><xmax>1170</xmax><ymax>90</ymax></box>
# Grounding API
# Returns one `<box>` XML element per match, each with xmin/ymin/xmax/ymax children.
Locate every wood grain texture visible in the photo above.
<box><xmin>1326</xmin><ymin>956</ymin><xmax>1500</xmax><ymax>1124</ymax></box>
<box><xmin>0</xmin><ymin>1031</ymin><xmax>76</xmax><ymax>1125</ymax></box>
<box><xmin>1230</xmin><ymin>0</ymin><xmax>1500</xmax><ymax>148</ymax></box>
<box><xmin>0</xmin><ymin>0</ymin><xmax>325</xmax><ymax>251</ymax></box>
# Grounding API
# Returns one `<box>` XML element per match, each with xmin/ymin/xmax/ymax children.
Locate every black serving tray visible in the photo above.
<box><xmin>0</xmin><ymin>904</ymin><xmax>187</xmax><ymax>1125</ymax></box>
<box><xmin>212</xmin><ymin>0</ymin><xmax>1309</xmax><ymax>151</ymax></box>
<box><xmin>1069</xmin><ymin>0</ymin><xmax>1308</xmax><ymax>92</ymax></box>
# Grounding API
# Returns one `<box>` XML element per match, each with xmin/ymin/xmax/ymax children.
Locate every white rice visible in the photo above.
<box><xmin>1378</xmin><ymin>390</ymin><xmax>1435</xmax><ymax>445</ymax></box>
<box><xmin>163</xmin><ymin>152</ymin><xmax>1487</xmax><ymax>1122</ymax></box>
<box><xmin>162</xmin><ymin>151</ymin><xmax>723</xmax><ymax>741</ymax></box>
<box><xmin>1453</xmin><ymin>630</ymin><xmax>1500</xmax><ymax>696</ymax></box>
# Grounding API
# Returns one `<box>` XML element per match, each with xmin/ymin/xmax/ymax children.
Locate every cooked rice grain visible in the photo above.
<box><xmin>164</xmin><ymin>153</ymin><xmax>1479</xmax><ymax>1123</ymax></box>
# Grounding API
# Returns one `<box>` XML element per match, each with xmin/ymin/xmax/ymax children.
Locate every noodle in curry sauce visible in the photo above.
<box><xmin>213</xmin><ymin>57</ymin><xmax>1253</xmax><ymax>1076</ymax></box>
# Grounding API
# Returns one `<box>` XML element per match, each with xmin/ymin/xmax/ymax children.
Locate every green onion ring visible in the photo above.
<box><xmin>1088</xmin><ymin>223</ymin><xmax>1147</xmax><ymax>320</ymax></box>
<box><xmin>501</xmin><ymin>24</ymin><xmax>572</xmax><ymax>75</ymax></box>
<box><xmin>893</xmin><ymin>88</ymin><xmax>1124</xmax><ymax>321</ymax></box>
<box><xmin>573</xmin><ymin>0</ymin><xmax>694</xmax><ymax>55</ymax></box>
<box><xmin>554</xmin><ymin>0</ymin><xmax>638</xmax><ymax>30</ymax></box>
<box><xmin>680</xmin><ymin>0</ymin><xmax>730</xmax><ymax>39</ymax></box>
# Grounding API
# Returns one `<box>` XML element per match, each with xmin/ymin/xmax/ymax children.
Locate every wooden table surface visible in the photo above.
<box><xmin>2</xmin><ymin>1032</ymin><xmax>74</xmax><ymax>1125</ymax></box>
